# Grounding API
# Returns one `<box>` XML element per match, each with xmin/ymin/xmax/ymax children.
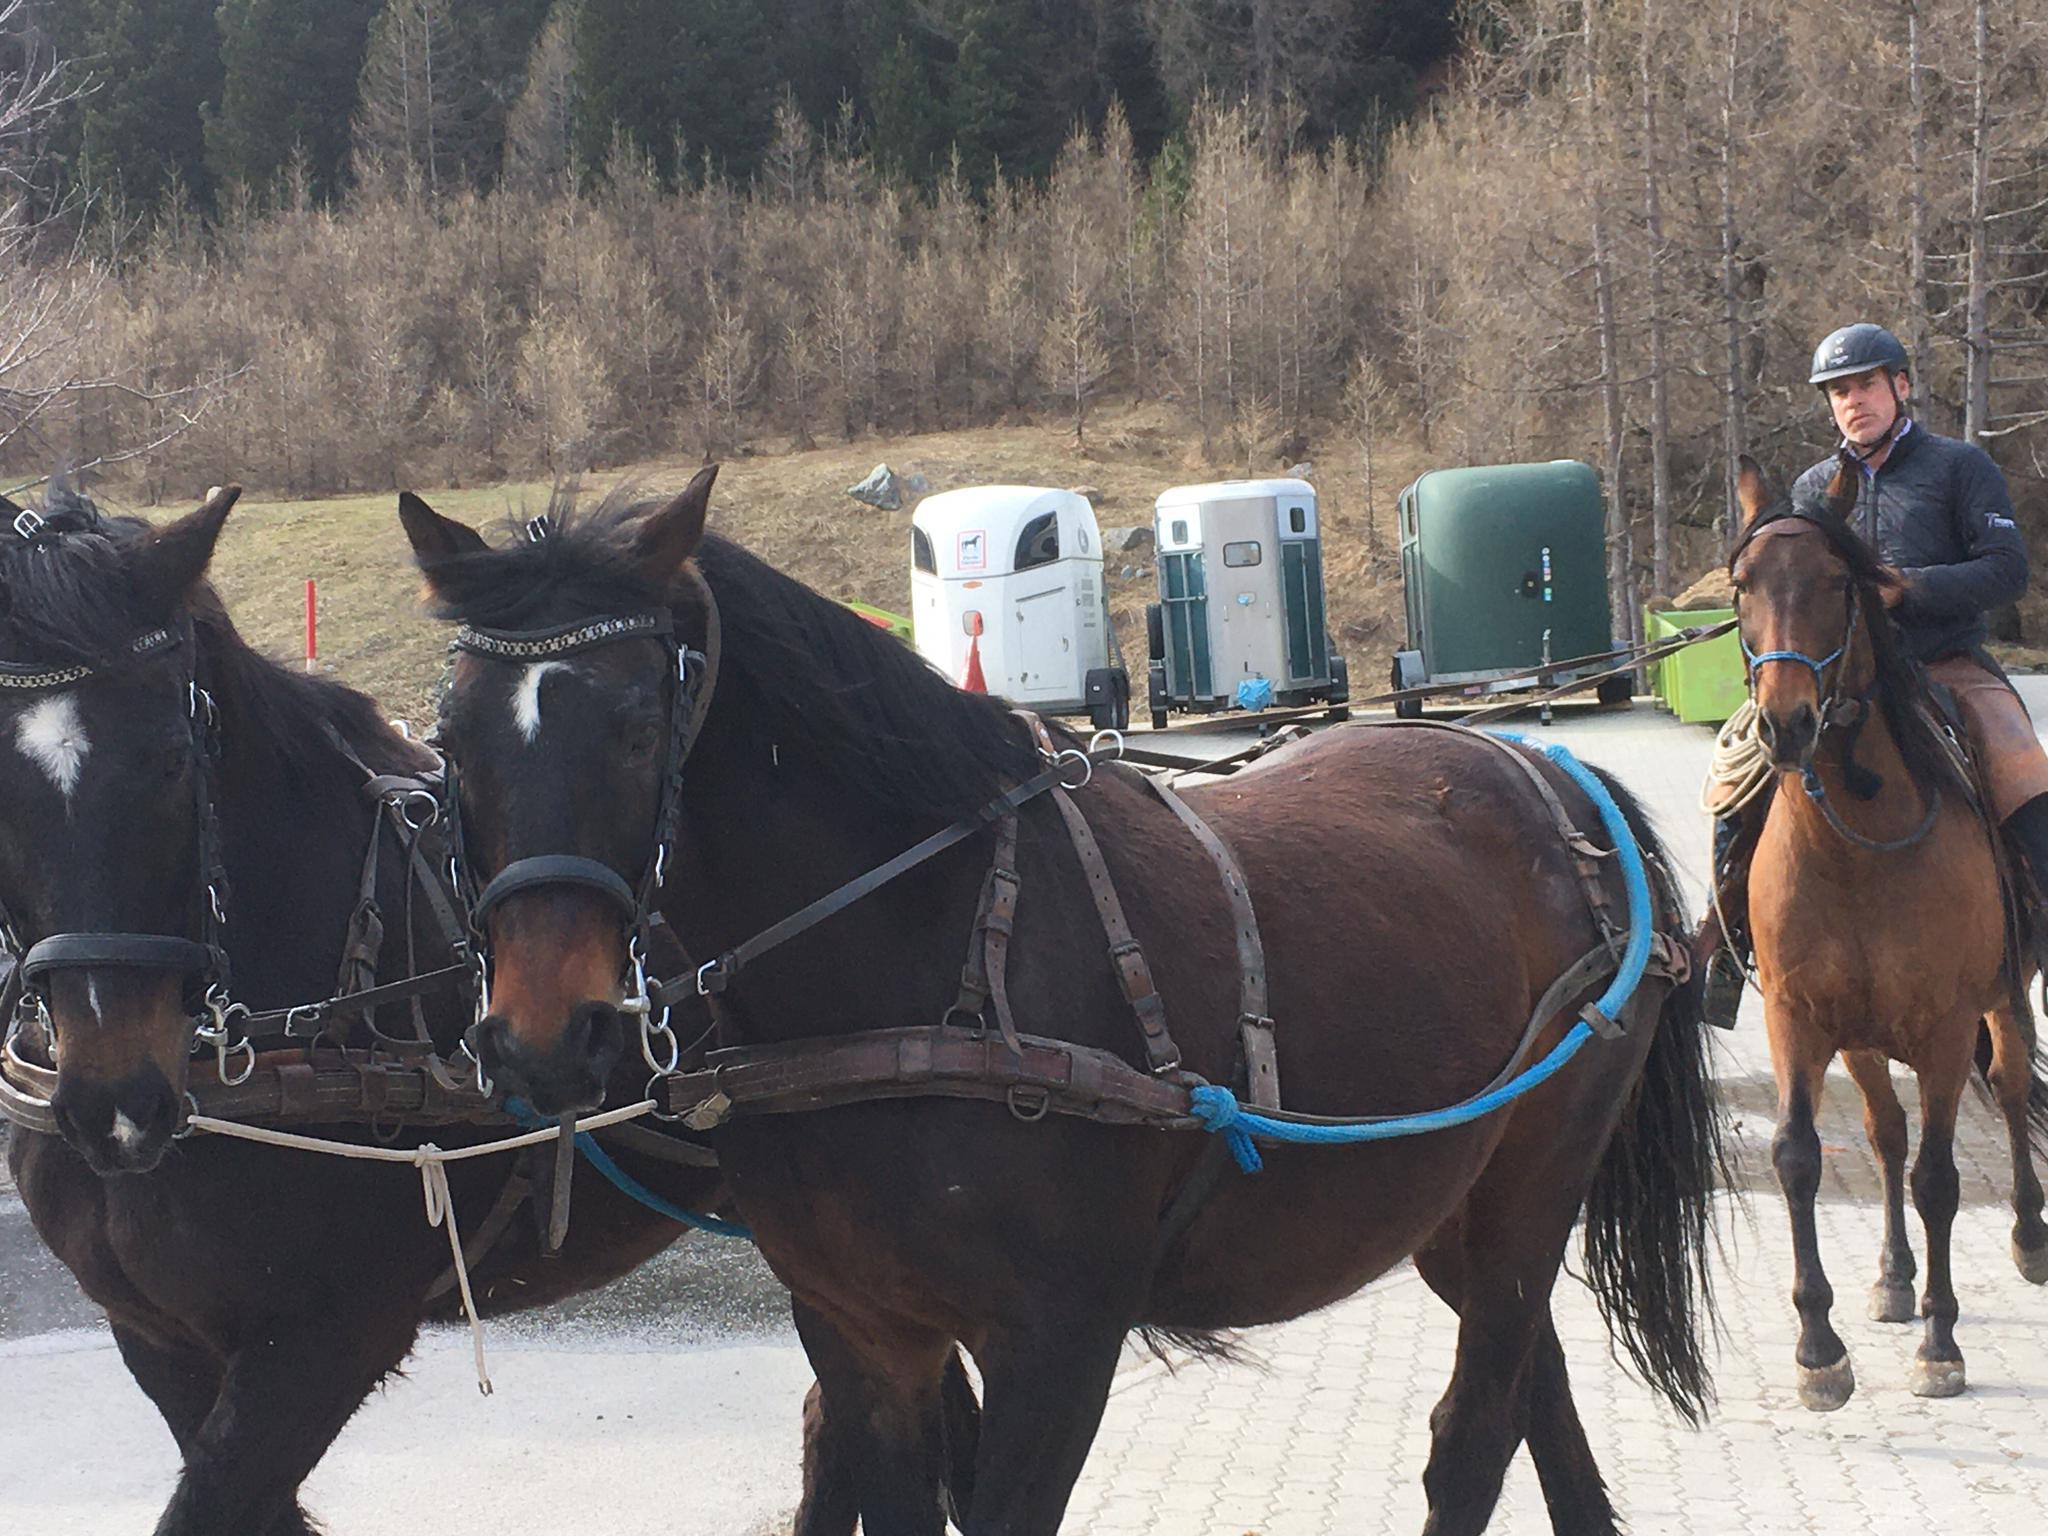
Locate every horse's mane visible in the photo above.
<box><xmin>419</xmin><ymin>485</ymin><xmax>1042</xmax><ymax>820</ymax></box>
<box><xmin>1736</xmin><ymin>487</ymin><xmax>1970</xmax><ymax>803</ymax></box>
<box><xmin>0</xmin><ymin>483</ymin><xmax>429</xmax><ymax>782</ymax></box>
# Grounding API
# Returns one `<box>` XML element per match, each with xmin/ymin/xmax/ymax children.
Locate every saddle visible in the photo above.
<box><xmin>1916</xmin><ymin>673</ymin><xmax>2040</xmax><ymax>1004</ymax></box>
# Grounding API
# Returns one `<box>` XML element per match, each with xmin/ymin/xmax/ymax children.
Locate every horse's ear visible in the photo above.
<box><xmin>1735</xmin><ymin>455</ymin><xmax>1772</xmax><ymax>527</ymax></box>
<box><xmin>138</xmin><ymin>484</ymin><xmax>239</xmax><ymax>613</ymax></box>
<box><xmin>398</xmin><ymin>492</ymin><xmax>488</xmax><ymax>568</ymax></box>
<box><xmin>630</xmin><ymin>465</ymin><xmax>716</xmax><ymax>580</ymax></box>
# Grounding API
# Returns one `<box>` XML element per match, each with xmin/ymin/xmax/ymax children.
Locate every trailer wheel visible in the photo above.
<box><xmin>1595</xmin><ymin>674</ymin><xmax>1634</xmax><ymax>706</ymax></box>
<box><xmin>1393</xmin><ymin>656</ymin><xmax>1423</xmax><ymax>720</ymax></box>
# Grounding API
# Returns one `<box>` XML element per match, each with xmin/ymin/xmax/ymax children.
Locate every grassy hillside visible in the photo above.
<box><xmin>165</xmin><ymin>406</ymin><xmax>1416</xmax><ymax>725</ymax></box>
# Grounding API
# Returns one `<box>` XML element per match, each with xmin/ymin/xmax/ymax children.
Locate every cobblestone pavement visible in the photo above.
<box><xmin>1065</xmin><ymin>694</ymin><xmax>2048</xmax><ymax>1536</ymax></box>
<box><xmin>6</xmin><ymin>697</ymin><xmax>2048</xmax><ymax>1534</ymax></box>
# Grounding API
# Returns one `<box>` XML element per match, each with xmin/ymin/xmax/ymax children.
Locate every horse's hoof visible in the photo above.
<box><xmin>2013</xmin><ymin>1233</ymin><xmax>2048</xmax><ymax>1285</ymax></box>
<box><xmin>1797</xmin><ymin>1354</ymin><xmax>1855</xmax><ymax>1411</ymax></box>
<box><xmin>1910</xmin><ymin>1355</ymin><xmax>1966</xmax><ymax>1398</ymax></box>
<box><xmin>1868</xmin><ymin>1281</ymin><xmax>1917</xmax><ymax>1323</ymax></box>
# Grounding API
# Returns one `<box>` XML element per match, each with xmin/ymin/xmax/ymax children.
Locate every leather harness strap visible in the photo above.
<box><xmin>951</xmin><ymin>813</ymin><xmax>1024</xmax><ymax>1052</ymax></box>
<box><xmin>1050</xmin><ymin>785</ymin><xmax>1183</xmax><ymax>1075</ymax></box>
<box><xmin>1142</xmin><ymin>774</ymin><xmax>1279</xmax><ymax>1109</ymax></box>
<box><xmin>663</xmin><ymin>1024</ymin><xmax>1198</xmax><ymax>1132</ymax></box>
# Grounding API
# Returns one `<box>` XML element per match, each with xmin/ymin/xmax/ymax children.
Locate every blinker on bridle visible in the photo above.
<box><xmin>0</xmin><ymin>621</ymin><xmax>252</xmax><ymax>1085</ymax></box>
<box><xmin>441</xmin><ymin>602</ymin><xmax>714</xmax><ymax>1082</ymax></box>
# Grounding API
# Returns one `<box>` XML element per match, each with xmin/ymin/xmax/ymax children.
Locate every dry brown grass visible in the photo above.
<box><xmin>123</xmin><ymin>404</ymin><xmax>1416</xmax><ymax>724</ymax></box>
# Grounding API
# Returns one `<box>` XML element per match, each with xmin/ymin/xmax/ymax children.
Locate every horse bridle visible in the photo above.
<box><xmin>0</xmin><ymin>619</ymin><xmax>252</xmax><ymax>1085</ymax></box>
<box><xmin>437</xmin><ymin>573</ymin><xmax>719</xmax><ymax>1083</ymax></box>
<box><xmin>1732</xmin><ymin>509</ymin><xmax>1864</xmax><ymax>726</ymax></box>
<box><xmin>1731</xmin><ymin>511</ymin><xmax>1942</xmax><ymax>854</ymax></box>
<box><xmin>434</xmin><ymin>567</ymin><xmax>1114</xmax><ymax>1095</ymax></box>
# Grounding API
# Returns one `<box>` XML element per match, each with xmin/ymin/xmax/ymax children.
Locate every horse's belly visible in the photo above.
<box><xmin>1143</xmin><ymin>1131</ymin><xmax>1501</xmax><ymax>1330</ymax></box>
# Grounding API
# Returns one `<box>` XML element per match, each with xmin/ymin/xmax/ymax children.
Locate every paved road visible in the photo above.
<box><xmin>6</xmin><ymin>692</ymin><xmax>2048</xmax><ymax>1534</ymax></box>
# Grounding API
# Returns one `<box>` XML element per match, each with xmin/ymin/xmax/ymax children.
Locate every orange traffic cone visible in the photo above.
<box><xmin>961</xmin><ymin>634</ymin><xmax>987</xmax><ymax>693</ymax></box>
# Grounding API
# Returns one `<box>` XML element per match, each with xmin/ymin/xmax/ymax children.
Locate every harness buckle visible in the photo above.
<box><xmin>1006</xmin><ymin>1084</ymin><xmax>1051</xmax><ymax>1123</ymax></box>
<box><xmin>11</xmin><ymin>507</ymin><xmax>44</xmax><ymax>540</ymax></box>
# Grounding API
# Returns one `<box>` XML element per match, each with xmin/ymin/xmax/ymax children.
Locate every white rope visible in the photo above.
<box><xmin>185</xmin><ymin>1100</ymin><xmax>657</xmax><ymax>1394</ymax></box>
<box><xmin>1699</xmin><ymin>698</ymin><xmax>1774</xmax><ymax>995</ymax></box>
<box><xmin>1701</xmin><ymin>697</ymin><xmax>1774</xmax><ymax>819</ymax></box>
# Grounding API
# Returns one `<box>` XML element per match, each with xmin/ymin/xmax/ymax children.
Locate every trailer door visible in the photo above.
<box><xmin>1160</xmin><ymin>549</ymin><xmax>1212</xmax><ymax>701</ymax></box>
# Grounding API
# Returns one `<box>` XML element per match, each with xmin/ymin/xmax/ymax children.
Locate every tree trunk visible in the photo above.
<box><xmin>1718</xmin><ymin>0</ymin><xmax>1748</xmax><ymax>548</ymax></box>
<box><xmin>1640</xmin><ymin>0</ymin><xmax>1673</xmax><ymax>598</ymax></box>
<box><xmin>1965</xmin><ymin>0</ymin><xmax>1991</xmax><ymax>443</ymax></box>
<box><xmin>1906</xmin><ymin>1</ymin><xmax>1936</xmax><ymax>428</ymax></box>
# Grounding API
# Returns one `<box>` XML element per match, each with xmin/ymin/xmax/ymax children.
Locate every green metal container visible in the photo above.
<box><xmin>1645</xmin><ymin>607</ymin><xmax>1745</xmax><ymax>724</ymax></box>
<box><xmin>1396</xmin><ymin>462</ymin><xmax>1611</xmax><ymax>687</ymax></box>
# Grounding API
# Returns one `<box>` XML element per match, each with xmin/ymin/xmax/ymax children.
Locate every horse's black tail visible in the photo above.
<box><xmin>1576</xmin><ymin>767</ymin><xmax>1727</xmax><ymax>1426</ymax></box>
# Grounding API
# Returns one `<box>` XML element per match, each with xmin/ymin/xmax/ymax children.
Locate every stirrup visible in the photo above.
<box><xmin>1700</xmin><ymin>949</ymin><xmax>1746</xmax><ymax>1031</ymax></box>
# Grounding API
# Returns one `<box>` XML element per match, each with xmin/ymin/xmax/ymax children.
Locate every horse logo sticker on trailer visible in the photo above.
<box><xmin>956</xmin><ymin>530</ymin><xmax>987</xmax><ymax>572</ymax></box>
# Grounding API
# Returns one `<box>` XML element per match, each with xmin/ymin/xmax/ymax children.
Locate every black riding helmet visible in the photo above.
<box><xmin>1809</xmin><ymin>323</ymin><xmax>1910</xmax><ymax>386</ymax></box>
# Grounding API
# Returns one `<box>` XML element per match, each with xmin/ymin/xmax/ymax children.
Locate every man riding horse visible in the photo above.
<box><xmin>1700</xmin><ymin>321</ymin><xmax>2048</xmax><ymax>1028</ymax></box>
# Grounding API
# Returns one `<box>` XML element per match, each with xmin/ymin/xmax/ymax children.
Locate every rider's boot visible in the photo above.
<box><xmin>2004</xmin><ymin>793</ymin><xmax>2048</xmax><ymax>894</ymax></box>
<box><xmin>1695</xmin><ymin>806</ymin><xmax>1760</xmax><ymax>1030</ymax></box>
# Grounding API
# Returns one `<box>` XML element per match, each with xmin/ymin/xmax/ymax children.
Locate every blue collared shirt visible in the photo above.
<box><xmin>1844</xmin><ymin>415</ymin><xmax>1912</xmax><ymax>477</ymax></box>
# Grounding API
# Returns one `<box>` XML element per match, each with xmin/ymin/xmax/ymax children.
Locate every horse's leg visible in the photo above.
<box><xmin>1414</xmin><ymin>1244</ymin><xmax>1615</xmax><ymax>1536</ymax></box>
<box><xmin>1770</xmin><ymin>1044</ymin><xmax>1854</xmax><ymax>1410</ymax></box>
<box><xmin>112</xmin><ymin>1325</ymin><xmax>221</xmax><ymax>1457</ymax></box>
<box><xmin>958</xmin><ymin>1313</ymin><xmax>1126</xmax><ymax>1536</ymax></box>
<box><xmin>1841</xmin><ymin>1049</ymin><xmax>1918</xmax><ymax>1322</ymax></box>
<box><xmin>1982</xmin><ymin>1002</ymin><xmax>2048</xmax><ymax>1282</ymax></box>
<box><xmin>790</xmin><ymin>1348</ymin><xmax>978</xmax><ymax>1536</ymax></box>
<box><xmin>152</xmin><ymin>1312</ymin><xmax>418</xmax><ymax>1536</ymax></box>
<box><xmin>1908</xmin><ymin>1048</ymin><xmax>1970</xmax><ymax>1398</ymax></box>
<box><xmin>793</xmin><ymin>1381</ymin><xmax>861</xmax><ymax>1536</ymax></box>
<box><xmin>791</xmin><ymin>1299</ymin><xmax>957</xmax><ymax>1536</ymax></box>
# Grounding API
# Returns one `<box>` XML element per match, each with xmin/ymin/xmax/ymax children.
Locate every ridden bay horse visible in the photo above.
<box><xmin>401</xmin><ymin>471</ymin><xmax>1724</xmax><ymax>1536</ymax></box>
<box><xmin>0</xmin><ymin>484</ymin><xmax>952</xmax><ymax>1534</ymax></box>
<box><xmin>1731</xmin><ymin>456</ymin><xmax>2048</xmax><ymax>1410</ymax></box>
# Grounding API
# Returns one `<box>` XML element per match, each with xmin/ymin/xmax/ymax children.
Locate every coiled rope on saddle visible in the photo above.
<box><xmin>1702</xmin><ymin>699</ymin><xmax>1774</xmax><ymax>819</ymax></box>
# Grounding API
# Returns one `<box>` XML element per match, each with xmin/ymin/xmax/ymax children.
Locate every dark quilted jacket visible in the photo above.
<box><xmin>1790</xmin><ymin>425</ymin><xmax>2028</xmax><ymax>662</ymax></box>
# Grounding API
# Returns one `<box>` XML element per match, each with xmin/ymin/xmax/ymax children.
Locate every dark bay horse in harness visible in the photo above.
<box><xmin>0</xmin><ymin>485</ymin><xmax>957</xmax><ymax>1534</ymax></box>
<box><xmin>1730</xmin><ymin>457</ymin><xmax>2048</xmax><ymax>1410</ymax></box>
<box><xmin>401</xmin><ymin>469</ymin><xmax>1724</xmax><ymax>1536</ymax></box>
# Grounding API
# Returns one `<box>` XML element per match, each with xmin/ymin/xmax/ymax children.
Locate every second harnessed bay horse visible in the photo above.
<box><xmin>401</xmin><ymin>470</ymin><xmax>1723</xmax><ymax>1536</ymax></box>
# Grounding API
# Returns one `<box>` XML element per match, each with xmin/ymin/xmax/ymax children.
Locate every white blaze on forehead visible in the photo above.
<box><xmin>15</xmin><ymin>692</ymin><xmax>90</xmax><ymax>798</ymax></box>
<box><xmin>511</xmin><ymin>661</ymin><xmax>570</xmax><ymax>744</ymax></box>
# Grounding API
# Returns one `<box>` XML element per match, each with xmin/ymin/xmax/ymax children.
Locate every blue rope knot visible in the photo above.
<box><xmin>1189</xmin><ymin>1084</ymin><xmax>1263</xmax><ymax>1172</ymax></box>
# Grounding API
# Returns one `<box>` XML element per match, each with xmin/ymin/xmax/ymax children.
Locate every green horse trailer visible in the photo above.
<box><xmin>1391</xmin><ymin>461</ymin><xmax>1626</xmax><ymax>717</ymax></box>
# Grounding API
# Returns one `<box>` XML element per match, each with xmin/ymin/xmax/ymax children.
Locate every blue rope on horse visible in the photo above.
<box><xmin>1189</xmin><ymin>734</ymin><xmax>1655</xmax><ymax>1173</ymax></box>
<box><xmin>504</xmin><ymin>1098</ymin><xmax>752</xmax><ymax>1240</ymax></box>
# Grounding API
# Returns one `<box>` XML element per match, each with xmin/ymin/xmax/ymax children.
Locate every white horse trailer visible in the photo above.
<box><xmin>1145</xmin><ymin>478</ymin><xmax>1349</xmax><ymax>728</ymax></box>
<box><xmin>909</xmin><ymin>486</ymin><xmax>1129</xmax><ymax>728</ymax></box>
